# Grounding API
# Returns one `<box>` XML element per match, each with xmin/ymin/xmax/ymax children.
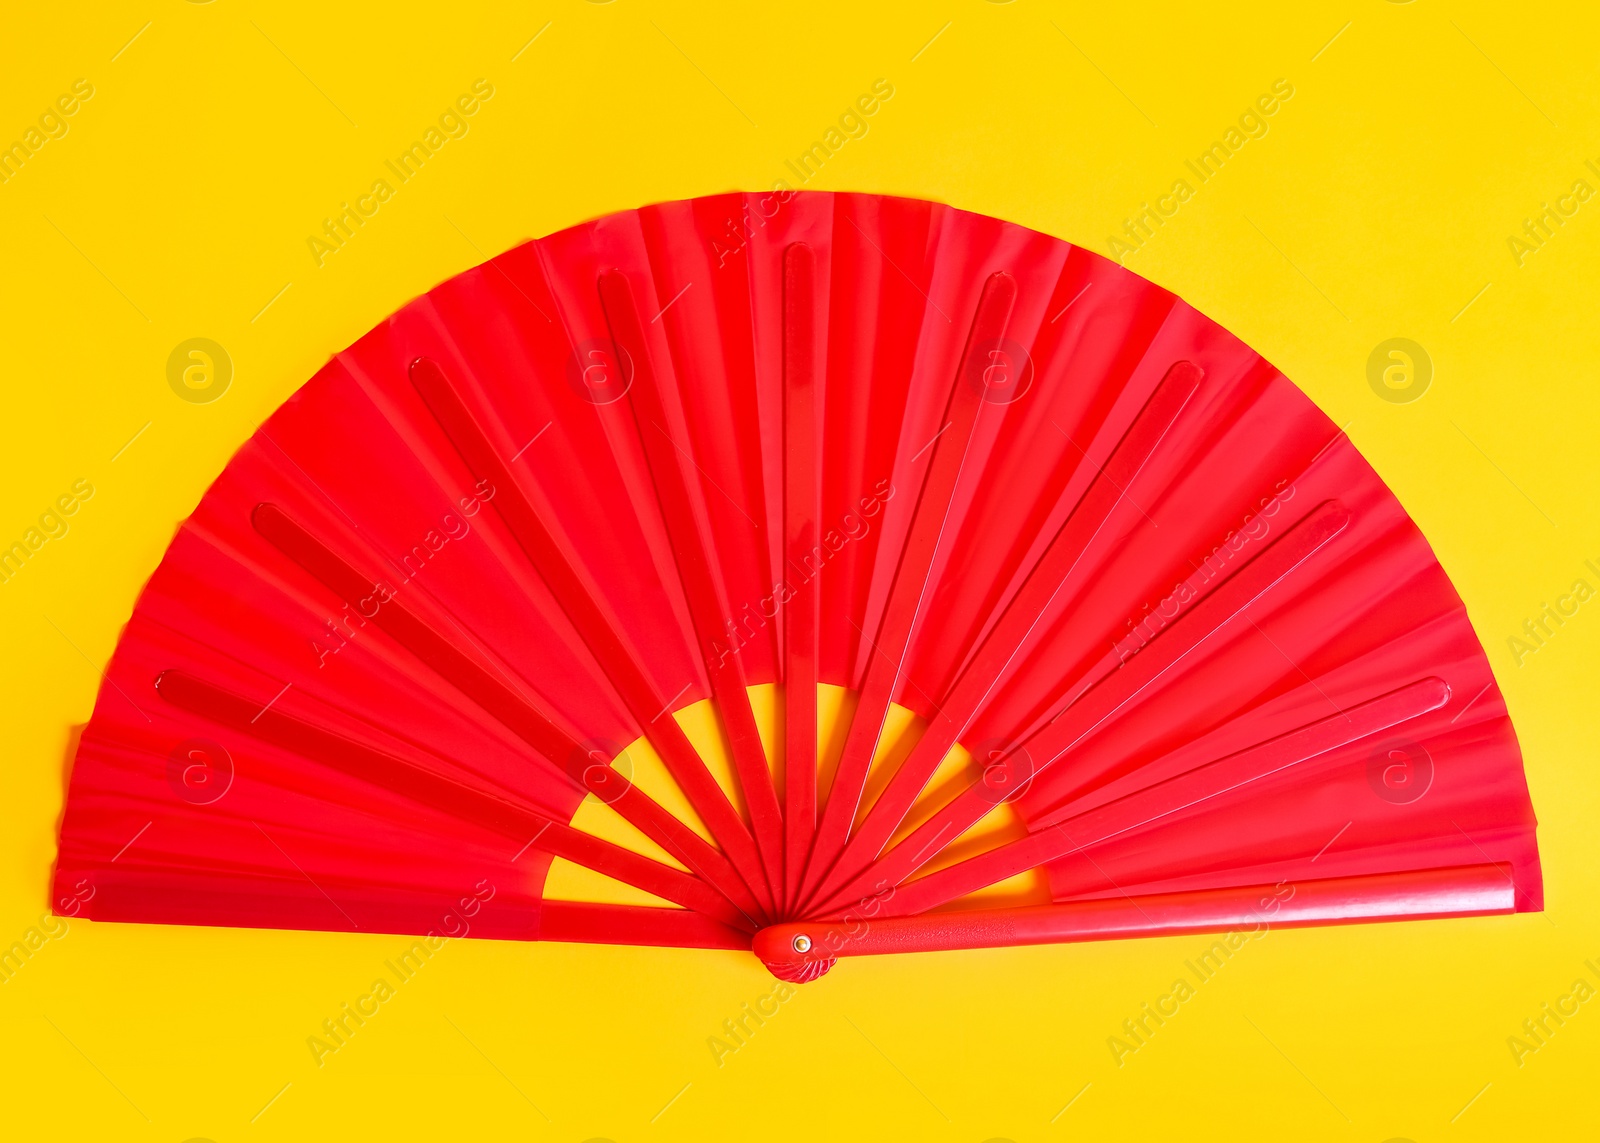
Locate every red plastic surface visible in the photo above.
<box><xmin>782</xmin><ymin>242</ymin><xmax>821</xmax><ymax>914</ymax></box>
<box><xmin>52</xmin><ymin>192</ymin><xmax>1540</xmax><ymax>967</ymax></box>
<box><xmin>756</xmin><ymin>864</ymin><xmax>1518</xmax><ymax>978</ymax></box>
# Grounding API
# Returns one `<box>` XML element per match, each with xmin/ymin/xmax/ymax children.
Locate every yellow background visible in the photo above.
<box><xmin>2</xmin><ymin>1</ymin><xmax>1597</xmax><ymax>1138</ymax></box>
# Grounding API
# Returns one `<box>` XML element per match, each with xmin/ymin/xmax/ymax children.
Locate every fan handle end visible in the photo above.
<box><xmin>754</xmin><ymin>924</ymin><xmax>837</xmax><ymax>982</ymax></box>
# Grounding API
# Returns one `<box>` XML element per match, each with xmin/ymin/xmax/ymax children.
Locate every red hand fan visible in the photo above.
<box><xmin>53</xmin><ymin>192</ymin><xmax>1541</xmax><ymax>980</ymax></box>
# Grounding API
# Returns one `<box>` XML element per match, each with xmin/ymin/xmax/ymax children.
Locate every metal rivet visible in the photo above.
<box><xmin>791</xmin><ymin>933</ymin><xmax>812</xmax><ymax>954</ymax></box>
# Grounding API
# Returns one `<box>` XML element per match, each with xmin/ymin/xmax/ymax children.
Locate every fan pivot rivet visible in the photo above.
<box><xmin>791</xmin><ymin>934</ymin><xmax>812</xmax><ymax>953</ymax></box>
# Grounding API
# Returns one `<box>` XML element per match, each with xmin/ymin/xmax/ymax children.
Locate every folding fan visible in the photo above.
<box><xmin>53</xmin><ymin>192</ymin><xmax>1541</xmax><ymax>981</ymax></box>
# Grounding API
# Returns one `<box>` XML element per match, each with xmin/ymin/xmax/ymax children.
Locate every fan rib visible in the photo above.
<box><xmin>782</xmin><ymin>242</ymin><xmax>820</xmax><ymax>914</ymax></box>
<box><xmin>151</xmin><ymin>671</ymin><xmax>755</xmax><ymax>930</ymax></box>
<box><xmin>798</xmin><ymin>270</ymin><xmax>1020</xmax><ymax>906</ymax></box>
<box><xmin>78</xmin><ymin>870</ymin><xmax>749</xmax><ymax>947</ymax></box>
<box><xmin>758</xmin><ymin>863</ymin><xmax>1515</xmax><ymax>971</ymax></box>
<box><xmin>407</xmin><ymin>356</ymin><xmax>773</xmax><ymax>921</ymax></box>
<box><xmin>813</xmin><ymin>498</ymin><xmax>1352</xmax><ymax>915</ymax></box>
<box><xmin>596</xmin><ymin>269</ymin><xmax>783</xmax><ymax>915</ymax></box>
<box><xmin>807</xmin><ymin>359</ymin><xmax>1204</xmax><ymax>909</ymax></box>
<box><xmin>249</xmin><ymin>502</ymin><xmax>760</xmax><ymax>920</ymax></box>
<box><xmin>872</xmin><ymin>677</ymin><xmax>1450</xmax><ymax>918</ymax></box>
